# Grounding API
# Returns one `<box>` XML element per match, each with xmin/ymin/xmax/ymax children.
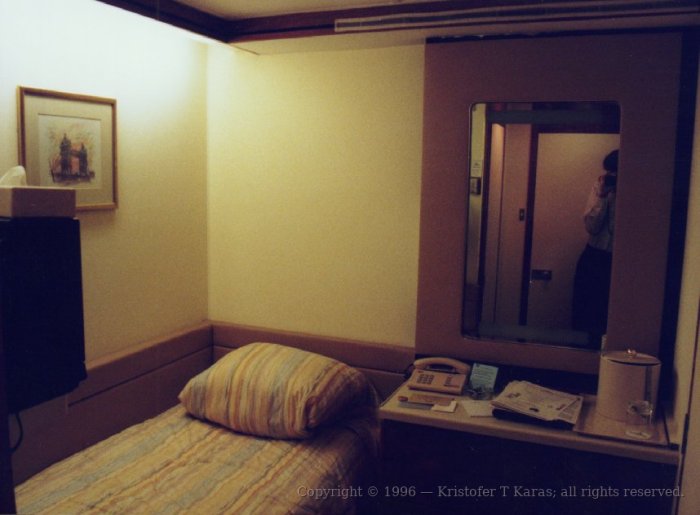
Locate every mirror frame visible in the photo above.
<box><xmin>416</xmin><ymin>31</ymin><xmax>684</xmax><ymax>374</ymax></box>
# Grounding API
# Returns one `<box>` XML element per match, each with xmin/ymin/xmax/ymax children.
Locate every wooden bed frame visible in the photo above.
<box><xmin>9</xmin><ymin>321</ymin><xmax>414</xmax><ymax>484</ymax></box>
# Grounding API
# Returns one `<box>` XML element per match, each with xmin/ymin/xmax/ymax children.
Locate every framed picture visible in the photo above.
<box><xmin>18</xmin><ymin>87</ymin><xmax>117</xmax><ymax>210</ymax></box>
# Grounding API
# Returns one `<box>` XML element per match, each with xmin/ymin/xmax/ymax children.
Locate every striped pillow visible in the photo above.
<box><xmin>178</xmin><ymin>342</ymin><xmax>375</xmax><ymax>439</ymax></box>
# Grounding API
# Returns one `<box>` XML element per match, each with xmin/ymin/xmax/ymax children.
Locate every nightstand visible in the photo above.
<box><xmin>378</xmin><ymin>383</ymin><xmax>679</xmax><ymax>515</ymax></box>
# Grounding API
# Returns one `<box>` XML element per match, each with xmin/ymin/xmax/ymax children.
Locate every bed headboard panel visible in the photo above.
<box><xmin>11</xmin><ymin>321</ymin><xmax>414</xmax><ymax>484</ymax></box>
<box><xmin>11</xmin><ymin>322</ymin><xmax>212</xmax><ymax>485</ymax></box>
<box><xmin>211</xmin><ymin>321</ymin><xmax>414</xmax><ymax>399</ymax></box>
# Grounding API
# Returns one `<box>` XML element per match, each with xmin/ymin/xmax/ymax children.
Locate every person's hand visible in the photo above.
<box><xmin>597</xmin><ymin>174</ymin><xmax>615</xmax><ymax>198</ymax></box>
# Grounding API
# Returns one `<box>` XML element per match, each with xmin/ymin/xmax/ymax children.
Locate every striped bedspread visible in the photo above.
<box><xmin>16</xmin><ymin>405</ymin><xmax>378</xmax><ymax>514</ymax></box>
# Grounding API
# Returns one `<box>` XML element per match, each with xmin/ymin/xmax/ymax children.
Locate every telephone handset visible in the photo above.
<box><xmin>407</xmin><ymin>357</ymin><xmax>471</xmax><ymax>395</ymax></box>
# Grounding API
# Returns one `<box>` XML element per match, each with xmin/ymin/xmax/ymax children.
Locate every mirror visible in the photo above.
<box><xmin>463</xmin><ymin>102</ymin><xmax>621</xmax><ymax>350</ymax></box>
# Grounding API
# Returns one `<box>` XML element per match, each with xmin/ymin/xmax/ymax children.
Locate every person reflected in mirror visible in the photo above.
<box><xmin>572</xmin><ymin>149</ymin><xmax>618</xmax><ymax>347</ymax></box>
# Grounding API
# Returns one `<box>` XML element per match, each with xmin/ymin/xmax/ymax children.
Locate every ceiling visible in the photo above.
<box><xmin>96</xmin><ymin>0</ymin><xmax>699</xmax><ymax>54</ymax></box>
<box><xmin>173</xmin><ymin>0</ymin><xmax>443</xmax><ymax>19</ymax></box>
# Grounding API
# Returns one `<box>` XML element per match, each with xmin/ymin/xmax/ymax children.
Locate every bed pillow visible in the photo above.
<box><xmin>178</xmin><ymin>342</ymin><xmax>375</xmax><ymax>439</ymax></box>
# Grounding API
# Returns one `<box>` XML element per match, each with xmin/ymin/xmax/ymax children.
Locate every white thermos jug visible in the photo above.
<box><xmin>597</xmin><ymin>349</ymin><xmax>661</xmax><ymax>422</ymax></box>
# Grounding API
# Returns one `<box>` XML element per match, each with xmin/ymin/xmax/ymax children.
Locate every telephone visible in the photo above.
<box><xmin>406</xmin><ymin>357</ymin><xmax>471</xmax><ymax>395</ymax></box>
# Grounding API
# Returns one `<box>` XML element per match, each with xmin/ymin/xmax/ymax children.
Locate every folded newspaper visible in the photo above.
<box><xmin>491</xmin><ymin>381</ymin><xmax>583</xmax><ymax>425</ymax></box>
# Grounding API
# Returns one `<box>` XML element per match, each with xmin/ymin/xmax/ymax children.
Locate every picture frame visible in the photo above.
<box><xmin>18</xmin><ymin>87</ymin><xmax>117</xmax><ymax>210</ymax></box>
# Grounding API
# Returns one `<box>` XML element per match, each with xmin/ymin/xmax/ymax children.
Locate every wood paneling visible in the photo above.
<box><xmin>10</xmin><ymin>320</ymin><xmax>412</xmax><ymax>484</ymax></box>
<box><xmin>416</xmin><ymin>32</ymin><xmax>687</xmax><ymax>373</ymax></box>
<box><xmin>10</xmin><ymin>323</ymin><xmax>211</xmax><ymax>484</ymax></box>
<box><xmin>211</xmin><ymin>321</ymin><xmax>414</xmax><ymax>399</ymax></box>
<box><xmin>211</xmin><ymin>321</ymin><xmax>414</xmax><ymax>373</ymax></box>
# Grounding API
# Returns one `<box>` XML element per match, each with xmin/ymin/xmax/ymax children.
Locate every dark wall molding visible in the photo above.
<box><xmin>95</xmin><ymin>0</ymin><xmax>231</xmax><ymax>40</ymax></box>
<box><xmin>97</xmin><ymin>0</ymin><xmax>534</xmax><ymax>41</ymax></box>
<box><xmin>93</xmin><ymin>0</ymin><xmax>699</xmax><ymax>43</ymax></box>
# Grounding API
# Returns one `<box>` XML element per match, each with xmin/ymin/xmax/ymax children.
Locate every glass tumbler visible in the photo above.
<box><xmin>624</xmin><ymin>400</ymin><xmax>654</xmax><ymax>440</ymax></box>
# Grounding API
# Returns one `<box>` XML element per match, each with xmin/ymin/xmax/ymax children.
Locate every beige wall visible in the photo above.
<box><xmin>206</xmin><ymin>44</ymin><xmax>424</xmax><ymax>347</ymax></box>
<box><xmin>1</xmin><ymin>1</ymin><xmax>422</xmax><ymax>361</ymax></box>
<box><xmin>0</xmin><ymin>0</ymin><xmax>209</xmax><ymax>360</ymax></box>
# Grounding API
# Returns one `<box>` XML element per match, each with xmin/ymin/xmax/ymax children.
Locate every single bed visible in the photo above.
<box><xmin>15</xmin><ymin>342</ymin><xmax>379</xmax><ymax>514</ymax></box>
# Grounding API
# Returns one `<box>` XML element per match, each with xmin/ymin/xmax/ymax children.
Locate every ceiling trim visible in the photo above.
<box><xmin>96</xmin><ymin>0</ymin><xmax>230</xmax><ymax>41</ymax></box>
<box><xmin>336</xmin><ymin>0</ymin><xmax>700</xmax><ymax>33</ymax></box>
<box><xmin>226</xmin><ymin>1</ymin><xmax>544</xmax><ymax>41</ymax></box>
<box><xmin>96</xmin><ymin>0</ymin><xmax>699</xmax><ymax>44</ymax></box>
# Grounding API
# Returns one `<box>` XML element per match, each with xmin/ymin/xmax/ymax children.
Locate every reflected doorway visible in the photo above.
<box><xmin>464</xmin><ymin>102</ymin><xmax>620</xmax><ymax>349</ymax></box>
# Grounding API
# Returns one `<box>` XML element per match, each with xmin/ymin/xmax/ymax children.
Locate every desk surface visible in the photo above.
<box><xmin>379</xmin><ymin>383</ymin><xmax>678</xmax><ymax>465</ymax></box>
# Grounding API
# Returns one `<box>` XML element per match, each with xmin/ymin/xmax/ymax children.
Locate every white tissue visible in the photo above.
<box><xmin>0</xmin><ymin>166</ymin><xmax>28</xmax><ymax>186</ymax></box>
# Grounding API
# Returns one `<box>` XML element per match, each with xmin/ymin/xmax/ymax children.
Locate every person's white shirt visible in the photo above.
<box><xmin>583</xmin><ymin>177</ymin><xmax>615</xmax><ymax>253</ymax></box>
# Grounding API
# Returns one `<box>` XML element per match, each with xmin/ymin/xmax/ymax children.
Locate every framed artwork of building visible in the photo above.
<box><xmin>19</xmin><ymin>87</ymin><xmax>117</xmax><ymax>210</ymax></box>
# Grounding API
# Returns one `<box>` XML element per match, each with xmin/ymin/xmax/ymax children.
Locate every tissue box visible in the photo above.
<box><xmin>0</xmin><ymin>186</ymin><xmax>76</xmax><ymax>218</ymax></box>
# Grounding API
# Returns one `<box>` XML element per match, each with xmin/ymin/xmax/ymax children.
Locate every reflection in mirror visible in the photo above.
<box><xmin>463</xmin><ymin>102</ymin><xmax>620</xmax><ymax>350</ymax></box>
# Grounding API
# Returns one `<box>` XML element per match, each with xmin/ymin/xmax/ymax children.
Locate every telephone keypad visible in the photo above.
<box><xmin>417</xmin><ymin>373</ymin><xmax>434</xmax><ymax>385</ymax></box>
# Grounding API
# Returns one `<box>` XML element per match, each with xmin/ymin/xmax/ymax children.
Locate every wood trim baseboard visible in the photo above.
<box><xmin>210</xmin><ymin>320</ymin><xmax>414</xmax><ymax>373</ymax></box>
<box><xmin>11</xmin><ymin>322</ymin><xmax>212</xmax><ymax>485</ymax></box>
<box><xmin>210</xmin><ymin>321</ymin><xmax>414</xmax><ymax>401</ymax></box>
<box><xmin>11</xmin><ymin>320</ymin><xmax>415</xmax><ymax>484</ymax></box>
<box><xmin>67</xmin><ymin>322</ymin><xmax>211</xmax><ymax>405</ymax></box>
